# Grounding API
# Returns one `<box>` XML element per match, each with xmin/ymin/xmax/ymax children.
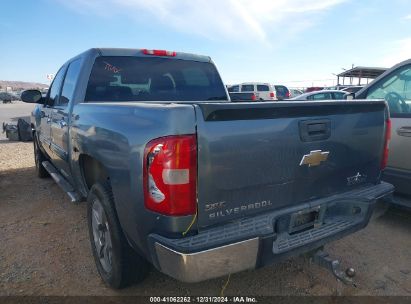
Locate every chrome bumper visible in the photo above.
<box><xmin>154</xmin><ymin>238</ymin><xmax>259</xmax><ymax>283</ymax></box>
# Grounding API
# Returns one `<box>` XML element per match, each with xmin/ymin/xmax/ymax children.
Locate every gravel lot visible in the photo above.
<box><xmin>0</xmin><ymin>103</ymin><xmax>410</xmax><ymax>296</ymax></box>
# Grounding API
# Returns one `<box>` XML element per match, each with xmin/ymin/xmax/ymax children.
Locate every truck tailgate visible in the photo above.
<box><xmin>194</xmin><ymin>101</ymin><xmax>387</xmax><ymax>228</ymax></box>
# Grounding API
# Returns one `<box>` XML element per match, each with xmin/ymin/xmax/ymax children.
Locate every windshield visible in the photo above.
<box><xmin>85</xmin><ymin>56</ymin><xmax>228</xmax><ymax>102</ymax></box>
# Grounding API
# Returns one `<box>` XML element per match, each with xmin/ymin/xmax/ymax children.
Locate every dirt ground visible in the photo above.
<box><xmin>0</xmin><ymin>106</ymin><xmax>411</xmax><ymax>296</ymax></box>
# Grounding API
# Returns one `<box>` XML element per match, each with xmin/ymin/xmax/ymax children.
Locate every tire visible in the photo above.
<box><xmin>34</xmin><ymin>136</ymin><xmax>49</xmax><ymax>178</ymax></box>
<box><xmin>87</xmin><ymin>182</ymin><xmax>149</xmax><ymax>289</ymax></box>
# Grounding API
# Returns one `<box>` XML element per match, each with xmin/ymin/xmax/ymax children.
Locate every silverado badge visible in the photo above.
<box><xmin>347</xmin><ymin>172</ymin><xmax>367</xmax><ymax>186</ymax></box>
<box><xmin>300</xmin><ymin>150</ymin><xmax>330</xmax><ymax>167</ymax></box>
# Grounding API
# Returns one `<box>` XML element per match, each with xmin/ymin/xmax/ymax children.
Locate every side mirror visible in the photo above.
<box><xmin>21</xmin><ymin>90</ymin><xmax>44</xmax><ymax>104</ymax></box>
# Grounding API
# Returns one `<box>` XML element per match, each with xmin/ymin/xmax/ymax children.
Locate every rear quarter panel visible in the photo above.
<box><xmin>69</xmin><ymin>102</ymin><xmax>197</xmax><ymax>258</ymax></box>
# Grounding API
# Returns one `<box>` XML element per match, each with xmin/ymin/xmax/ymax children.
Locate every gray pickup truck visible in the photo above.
<box><xmin>21</xmin><ymin>48</ymin><xmax>393</xmax><ymax>289</ymax></box>
<box><xmin>354</xmin><ymin>59</ymin><xmax>411</xmax><ymax>198</ymax></box>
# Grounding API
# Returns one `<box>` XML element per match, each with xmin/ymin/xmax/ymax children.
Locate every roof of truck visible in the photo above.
<box><xmin>77</xmin><ymin>48</ymin><xmax>212</xmax><ymax>63</ymax></box>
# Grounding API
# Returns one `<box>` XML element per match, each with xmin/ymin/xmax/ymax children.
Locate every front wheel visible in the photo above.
<box><xmin>87</xmin><ymin>182</ymin><xmax>149</xmax><ymax>288</ymax></box>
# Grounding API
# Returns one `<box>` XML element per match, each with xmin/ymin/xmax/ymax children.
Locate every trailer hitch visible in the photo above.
<box><xmin>311</xmin><ymin>250</ymin><xmax>356</xmax><ymax>285</ymax></box>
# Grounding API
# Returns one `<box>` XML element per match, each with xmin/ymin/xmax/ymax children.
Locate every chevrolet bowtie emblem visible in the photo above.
<box><xmin>299</xmin><ymin>150</ymin><xmax>330</xmax><ymax>167</ymax></box>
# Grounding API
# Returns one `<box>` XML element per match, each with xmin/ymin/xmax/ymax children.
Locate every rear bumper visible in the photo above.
<box><xmin>149</xmin><ymin>182</ymin><xmax>393</xmax><ymax>283</ymax></box>
<box><xmin>154</xmin><ymin>238</ymin><xmax>259</xmax><ymax>283</ymax></box>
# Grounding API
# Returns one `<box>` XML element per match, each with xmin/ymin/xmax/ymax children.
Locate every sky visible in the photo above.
<box><xmin>1</xmin><ymin>0</ymin><xmax>411</xmax><ymax>88</ymax></box>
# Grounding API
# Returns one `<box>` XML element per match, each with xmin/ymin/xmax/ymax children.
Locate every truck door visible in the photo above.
<box><xmin>50</xmin><ymin>59</ymin><xmax>82</xmax><ymax>183</ymax></box>
<box><xmin>365</xmin><ymin>64</ymin><xmax>411</xmax><ymax>194</ymax></box>
<box><xmin>38</xmin><ymin>66</ymin><xmax>67</xmax><ymax>157</ymax></box>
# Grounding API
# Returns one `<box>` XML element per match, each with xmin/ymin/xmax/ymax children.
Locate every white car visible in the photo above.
<box><xmin>228</xmin><ymin>82</ymin><xmax>277</xmax><ymax>101</ymax></box>
<box><xmin>288</xmin><ymin>90</ymin><xmax>347</xmax><ymax>101</ymax></box>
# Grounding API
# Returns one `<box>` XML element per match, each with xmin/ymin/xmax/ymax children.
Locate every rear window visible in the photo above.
<box><xmin>275</xmin><ymin>85</ymin><xmax>288</xmax><ymax>95</ymax></box>
<box><xmin>241</xmin><ymin>85</ymin><xmax>254</xmax><ymax>92</ymax></box>
<box><xmin>257</xmin><ymin>85</ymin><xmax>269</xmax><ymax>92</ymax></box>
<box><xmin>85</xmin><ymin>56</ymin><xmax>227</xmax><ymax>102</ymax></box>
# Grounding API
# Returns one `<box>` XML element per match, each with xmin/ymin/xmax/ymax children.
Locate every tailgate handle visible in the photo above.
<box><xmin>308</xmin><ymin>123</ymin><xmax>327</xmax><ymax>135</ymax></box>
<box><xmin>299</xmin><ymin>120</ymin><xmax>331</xmax><ymax>142</ymax></box>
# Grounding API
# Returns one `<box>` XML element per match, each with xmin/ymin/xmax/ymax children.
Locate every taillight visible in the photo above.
<box><xmin>142</xmin><ymin>49</ymin><xmax>176</xmax><ymax>57</ymax></box>
<box><xmin>270</xmin><ymin>92</ymin><xmax>275</xmax><ymax>99</ymax></box>
<box><xmin>381</xmin><ymin>118</ymin><xmax>391</xmax><ymax>170</ymax></box>
<box><xmin>143</xmin><ymin>135</ymin><xmax>197</xmax><ymax>216</ymax></box>
<box><xmin>251</xmin><ymin>93</ymin><xmax>257</xmax><ymax>101</ymax></box>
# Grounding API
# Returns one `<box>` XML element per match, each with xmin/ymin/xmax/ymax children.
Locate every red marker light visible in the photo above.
<box><xmin>381</xmin><ymin>118</ymin><xmax>391</xmax><ymax>170</ymax></box>
<box><xmin>142</xmin><ymin>49</ymin><xmax>177</xmax><ymax>57</ymax></box>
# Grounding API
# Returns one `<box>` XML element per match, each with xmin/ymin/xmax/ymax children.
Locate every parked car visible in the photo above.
<box><xmin>341</xmin><ymin>86</ymin><xmax>363</xmax><ymax>94</ymax></box>
<box><xmin>289</xmin><ymin>88</ymin><xmax>304</xmax><ymax>98</ymax></box>
<box><xmin>230</xmin><ymin>83</ymin><xmax>277</xmax><ymax>101</ymax></box>
<box><xmin>324</xmin><ymin>85</ymin><xmax>349</xmax><ymax>91</ymax></box>
<box><xmin>289</xmin><ymin>90</ymin><xmax>347</xmax><ymax>101</ymax></box>
<box><xmin>305</xmin><ymin>86</ymin><xmax>324</xmax><ymax>93</ymax></box>
<box><xmin>227</xmin><ymin>85</ymin><xmax>237</xmax><ymax>92</ymax></box>
<box><xmin>229</xmin><ymin>92</ymin><xmax>257</xmax><ymax>101</ymax></box>
<box><xmin>274</xmin><ymin>85</ymin><xmax>291</xmax><ymax>100</ymax></box>
<box><xmin>0</xmin><ymin>92</ymin><xmax>17</xmax><ymax>103</ymax></box>
<box><xmin>355</xmin><ymin>59</ymin><xmax>411</xmax><ymax>198</ymax></box>
<box><xmin>21</xmin><ymin>48</ymin><xmax>392</xmax><ymax>289</ymax></box>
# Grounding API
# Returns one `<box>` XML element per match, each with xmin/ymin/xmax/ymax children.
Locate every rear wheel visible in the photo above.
<box><xmin>34</xmin><ymin>137</ymin><xmax>49</xmax><ymax>178</ymax></box>
<box><xmin>87</xmin><ymin>182</ymin><xmax>149</xmax><ymax>288</ymax></box>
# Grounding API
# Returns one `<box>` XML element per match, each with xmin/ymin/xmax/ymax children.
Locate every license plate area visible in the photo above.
<box><xmin>289</xmin><ymin>207</ymin><xmax>322</xmax><ymax>234</ymax></box>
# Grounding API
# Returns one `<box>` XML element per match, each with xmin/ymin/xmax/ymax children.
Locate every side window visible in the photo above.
<box><xmin>47</xmin><ymin>66</ymin><xmax>66</xmax><ymax>106</ymax></box>
<box><xmin>312</xmin><ymin>93</ymin><xmax>331</xmax><ymax>100</ymax></box>
<box><xmin>58</xmin><ymin>59</ymin><xmax>82</xmax><ymax>107</ymax></box>
<box><xmin>366</xmin><ymin>65</ymin><xmax>411</xmax><ymax>116</ymax></box>
<box><xmin>333</xmin><ymin>92</ymin><xmax>345</xmax><ymax>99</ymax></box>
<box><xmin>241</xmin><ymin>85</ymin><xmax>254</xmax><ymax>92</ymax></box>
<box><xmin>257</xmin><ymin>85</ymin><xmax>269</xmax><ymax>92</ymax></box>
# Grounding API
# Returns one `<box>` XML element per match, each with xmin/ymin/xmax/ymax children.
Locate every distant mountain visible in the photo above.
<box><xmin>0</xmin><ymin>80</ymin><xmax>49</xmax><ymax>91</ymax></box>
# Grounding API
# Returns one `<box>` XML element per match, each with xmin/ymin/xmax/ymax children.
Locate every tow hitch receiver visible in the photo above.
<box><xmin>311</xmin><ymin>250</ymin><xmax>356</xmax><ymax>285</ymax></box>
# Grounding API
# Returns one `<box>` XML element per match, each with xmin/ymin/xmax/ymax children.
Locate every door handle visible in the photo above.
<box><xmin>397</xmin><ymin>127</ymin><xmax>411</xmax><ymax>137</ymax></box>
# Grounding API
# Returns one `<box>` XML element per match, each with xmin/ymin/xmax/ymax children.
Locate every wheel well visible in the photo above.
<box><xmin>79</xmin><ymin>154</ymin><xmax>109</xmax><ymax>191</ymax></box>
